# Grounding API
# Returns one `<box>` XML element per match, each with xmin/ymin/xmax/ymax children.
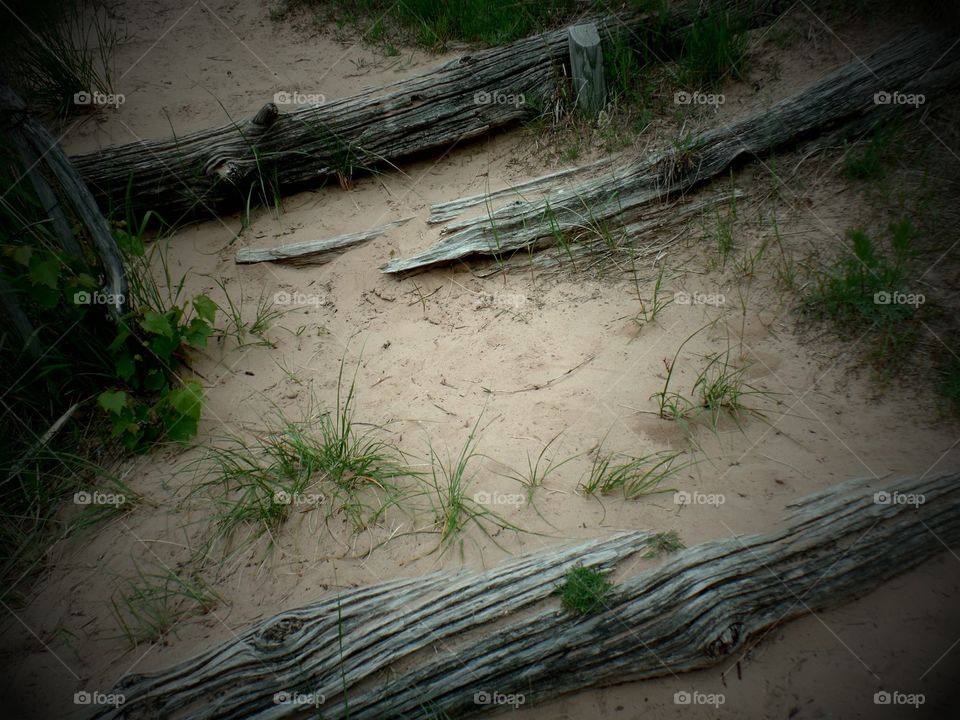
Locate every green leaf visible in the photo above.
<box><xmin>184</xmin><ymin>318</ymin><xmax>214</xmax><ymax>348</ymax></box>
<box><xmin>29</xmin><ymin>256</ymin><xmax>61</xmax><ymax>289</ymax></box>
<box><xmin>168</xmin><ymin>381</ymin><xmax>203</xmax><ymax>417</ymax></box>
<box><xmin>163</xmin><ymin>413</ymin><xmax>199</xmax><ymax>443</ymax></box>
<box><xmin>149</xmin><ymin>333</ymin><xmax>179</xmax><ymax>361</ymax></box>
<box><xmin>108</xmin><ymin>328</ymin><xmax>131</xmax><ymax>353</ymax></box>
<box><xmin>144</xmin><ymin>368</ymin><xmax>167</xmax><ymax>392</ymax></box>
<box><xmin>115</xmin><ymin>354</ymin><xmax>136</xmax><ymax>381</ymax></box>
<box><xmin>98</xmin><ymin>389</ymin><xmax>129</xmax><ymax>415</ymax></box>
<box><xmin>12</xmin><ymin>246</ymin><xmax>32</xmax><ymax>266</ymax></box>
<box><xmin>114</xmin><ymin>230</ymin><xmax>145</xmax><ymax>257</ymax></box>
<box><xmin>140</xmin><ymin>310</ymin><xmax>174</xmax><ymax>338</ymax></box>
<box><xmin>193</xmin><ymin>294</ymin><xmax>217</xmax><ymax>324</ymax></box>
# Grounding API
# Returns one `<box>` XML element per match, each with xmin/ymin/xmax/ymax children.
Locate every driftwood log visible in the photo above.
<box><xmin>381</xmin><ymin>27</ymin><xmax>960</xmax><ymax>274</ymax></box>
<box><xmin>92</xmin><ymin>470</ymin><xmax>960</xmax><ymax>719</ymax></box>
<box><xmin>69</xmin><ymin>2</ymin><xmax>791</xmax><ymax>221</ymax></box>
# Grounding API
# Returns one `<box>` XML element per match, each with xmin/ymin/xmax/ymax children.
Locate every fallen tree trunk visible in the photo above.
<box><xmin>93</xmin><ymin>470</ymin><xmax>960</xmax><ymax>719</ymax></box>
<box><xmin>381</xmin><ymin>27</ymin><xmax>960</xmax><ymax>274</ymax></box>
<box><xmin>70</xmin><ymin>2</ymin><xmax>790</xmax><ymax>222</ymax></box>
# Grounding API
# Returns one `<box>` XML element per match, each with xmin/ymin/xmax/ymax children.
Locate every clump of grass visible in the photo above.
<box><xmin>644</xmin><ymin>530</ymin><xmax>685</xmax><ymax>558</ymax></box>
<box><xmin>428</xmin><ymin>415</ymin><xmax>526</xmax><ymax>553</ymax></box>
<box><xmin>210</xmin><ymin>275</ymin><xmax>286</xmax><ymax>347</ymax></box>
<box><xmin>714</xmin><ymin>211</ymin><xmax>735</xmax><ymax>266</ymax></box>
<box><xmin>679</xmin><ymin>6</ymin><xmax>748</xmax><ymax>87</ymax></box>
<box><xmin>843</xmin><ymin>120</ymin><xmax>900</xmax><ymax>181</ymax></box>
<box><xmin>653</xmin><ymin>325</ymin><xmax>773</xmax><ymax>434</ymax></box>
<box><xmin>501</xmin><ymin>432</ymin><xmax>576</xmax><ymax>503</ymax></box>
<box><xmin>196</xmin><ymin>366</ymin><xmax>411</xmax><ymax>552</ymax></box>
<box><xmin>634</xmin><ymin>265</ymin><xmax>673</xmax><ymax>327</ymax></box>
<box><xmin>558</xmin><ymin>565</ymin><xmax>613</xmax><ymax>616</ymax></box>
<box><xmin>580</xmin><ymin>446</ymin><xmax>690</xmax><ymax>499</ymax></box>
<box><xmin>5</xmin><ymin>0</ymin><xmax>122</xmax><ymax>118</ymax></box>
<box><xmin>111</xmin><ymin>564</ymin><xmax>218</xmax><ymax>647</ymax></box>
<box><xmin>693</xmin><ymin>347</ymin><xmax>770</xmax><ymax>430</ymax></box>
<box><xmin>292</xmin><ymin>0</ymin><xmax>583</xmax><ymax>50</ymax></box>
<box><xmin>805</xmin><ymin>219</ymin><xmax>920</xmax><ymax>367</ymax></box>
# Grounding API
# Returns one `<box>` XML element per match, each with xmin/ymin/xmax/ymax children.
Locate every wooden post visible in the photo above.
<box><xmin>568</xmin><ymin>23</ymin><xmax>607</xmax><ymax>116</ymax></box>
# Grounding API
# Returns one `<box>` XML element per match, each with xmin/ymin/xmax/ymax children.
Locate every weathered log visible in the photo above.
<box><xmin>70</xmin><ymin>18</ymin><xmax>622</xmax><ymax>221</ymax></box>
<box><xmin>427</xmin><ymin>156</ymin><xmax>616</xmax><ymax>225</ymax></box>
<box><xmin>92</xmin><ymin>470</ymin><xmax>960</xmax><ymax>719</ymax></box>
<box><xmin>92</xmin><ymin>532</ymin><xmax>656</xmax><ymax>719</ymax></box>
<box><xmin>381</xmin><ymin>28</ymin><xmax>960</xmax><ymax>274</ymax></box>
<box><xmin>235</xmin><ymin>217</ymin><xmax>413</xmax><ymax>265</ymax></box>
<box><xmin>69</xmin><ymin>1</ymin><xmax>791</xmax><ymax>221</ymax></box>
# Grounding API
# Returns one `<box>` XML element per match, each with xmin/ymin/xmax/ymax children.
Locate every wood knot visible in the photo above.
<box><xmin>252</xmin><ymin>615</ymin><xmax>305</xmax><ymax>650</ymax></box>
<box><xmin>252</xmin><ymin>102</ymin><xmax>280</xmax><ymax>128</ymax></box>
<box><xmin>706</xmin><ymin>622</ymin><xmax>743</xmax><ymax>657</ymax></box>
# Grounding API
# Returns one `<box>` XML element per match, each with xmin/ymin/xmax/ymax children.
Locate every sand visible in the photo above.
<box><xmin>2</xmin><ymin>1</ymin><xmax>959</xmax><ymax>718</ymax></box>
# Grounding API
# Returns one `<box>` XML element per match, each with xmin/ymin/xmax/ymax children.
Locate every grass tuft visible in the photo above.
<box><xmin>558</xmin><ymin>565</ymin><xmax>613</xmax><ymax>615</ymax></box>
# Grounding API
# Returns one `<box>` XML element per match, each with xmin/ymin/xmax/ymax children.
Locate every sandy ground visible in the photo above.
<box><xmin>2</xmin><ymin>0</ymin><xmax>960</xmax><ymax>718</ymax></box>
